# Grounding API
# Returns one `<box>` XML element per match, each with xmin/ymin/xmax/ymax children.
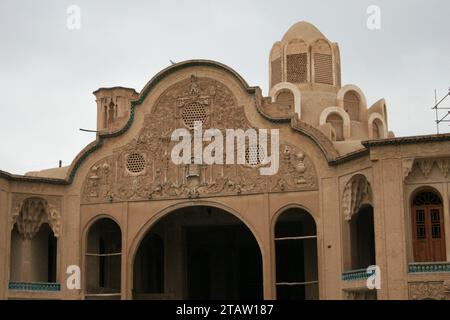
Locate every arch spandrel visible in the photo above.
<box><xmin>80</xmin><ymin>71</ymin><xmax>322</xmax><ymax>204</ymax></box>
<box><xmin>63</xmin><ymin>61</ymin><xmax>344</xmax><ymax>190</ymax></box>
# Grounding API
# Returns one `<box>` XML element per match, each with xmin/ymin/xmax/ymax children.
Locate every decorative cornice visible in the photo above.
<box><xmin>92</xmin><ymin>86</ymin><xmax>138</xmax><ymax>95</ymax></box>
<box><xmin>362</xmin><ymin>133</ymin><xmax>450</xmax><ymax>147</ymax></box>
<box><xmin>0</xmin><ymin>170</ymin><xmax>67</xmax><ymax>185</ymax></box>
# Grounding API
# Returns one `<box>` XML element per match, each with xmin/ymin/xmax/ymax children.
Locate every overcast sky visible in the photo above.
<box><xmin>0</xmin><ymin>0</ymin><xmax>449</xmax><ymax>175</ymax></box>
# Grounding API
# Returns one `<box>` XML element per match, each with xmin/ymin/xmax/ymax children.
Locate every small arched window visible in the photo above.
<box><xmin>270</xmin><ymin>44</ymin><xmax>282</xmax><ymax>87</ymax></box>
<box><xmin>108</xmin><ymin>100</ymin><xmax>116</xmax><ymax>126</ymax></box>
<box><xmin>286</xmin><ymin>40</ymin><xmax>308</xmax><ymax>84</ymax></box>
<box><xmin>275</xmin><ymin>90</ymin><xmax>295</xmax><ymax>114</ymax></box>
<box><xmin>372</xmin><ymin>119</ymin><xmax>384</xmax><ymax>139</ymax></box>
<box><xmin>344</xmin><ymin>91</ymin><xmax>360</xmax><ymax>121</ymax></box>
<box><xmin>326</xmin><ymin>113</ymin><xmax>344</xmax><ymax>141</ymax></box>
<box><xmin>103</xmin><ymin>105</ymin><xmax>108</xmax><ymax>129</ymax></box>
<box><xmin>313</xmin><ymin>40</ymin><xmax>333</xmax><ymax>85</ymax></box>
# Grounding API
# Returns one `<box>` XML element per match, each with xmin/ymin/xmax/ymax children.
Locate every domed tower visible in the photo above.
<box><xmin>267</xmin><ymin>21</ymin><xmax>391</xmax><ymax>149</ymax></box>
<box><xmin>269</xmin><ymin>21</ymin><xmax>341</xmax><ymax>92</ymax></box>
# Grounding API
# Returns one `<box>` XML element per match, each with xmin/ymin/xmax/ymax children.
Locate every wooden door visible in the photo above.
<box><xmin>412</xmin><ymin>204</ymin><xmax>446</xmax><ymax>262</ymax></box>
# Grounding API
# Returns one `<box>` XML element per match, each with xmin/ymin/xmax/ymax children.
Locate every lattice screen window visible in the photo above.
<box><xmin>271</xmin><ymin>58</ymin><xmax>282</xmax><ymax>86</ymax></box>
<box><xmin>126</xmin><ymin>153</ymin><xmax>146</xmax><ymax>174</ymax></box>
<box><xmin>314</xmin><ymin>53</ymin><xmax>333</xmax><ymax>85</ymax></box>
<box><xmin>287</xmin><ymin>53</ymin><xmax>307</xmax><ymax>83</ymax></box>
<box><xmin>245</xmin><ymin>145</ymin><xmax>265</xmax><ymax>166</ymax></box>
<box><xmin>182</xmin><ymin>102</ymin><xmax>207</xmax><ymax>129</ymax></box>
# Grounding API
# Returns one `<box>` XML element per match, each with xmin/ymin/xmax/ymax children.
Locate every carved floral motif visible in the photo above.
<box><xmin>82</xmin><ymin>76</ymin><xmax>318</xmax><ymax>203</ymax></box>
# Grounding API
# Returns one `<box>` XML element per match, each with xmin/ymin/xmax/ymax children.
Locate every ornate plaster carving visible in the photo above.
<box><xmin>402</xmin><ymin>158</ymin><xmax>415</xmax><ymax>181</ymax></box>
<box><xmin>409</xmin><ymin>281</ymin><xmax>447</xmax><ymax>300</ymax></box>
<box><xmin>417</xmin><ymin>159</ymin><xmax>434</xmax><ymax>178</ymax></box>
<box><xmin>11</xmin><ymin>194</ymin><xmax>62</xmax><ymax>239</ymax></box>
<box><xmin>82</xmin><ymin>76</ymin><xmax>318</xmax><ymax>203</ymax></box>
<box><xmin>436</xmin><ymin>159</ymin><xmax>450</xmax><ymax>178</ymax></box>
<box><xmin>404</xmin><ymin>157</ymin><xmax>450</xmax><ymax>181</ymax></box>
<box><xmin>342</xmin><ymin>175</ymin><xmax>372</xmax><ymax>221</ymax></box>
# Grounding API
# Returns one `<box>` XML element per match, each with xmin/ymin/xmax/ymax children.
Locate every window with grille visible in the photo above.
<box><xmin>245</xmin><ymin>145</ymin><xmax>265</xmax><ymax>166</ymax></box>
<box><xmin>314</xmin><ymin>53</ymin><xmax>333</xmax><ymax>85</ymax></box>
<box><xmin>182</xmin><ymin>102</ymin><xmax>207</xmax><ymax>129</ymax></box>
<box><xmin>126</xmin><ymin>153</ymin><xmax>146</xmax><ymax>174</ymax></box>
<box><xmin>415</xmin><ymin>210</ymin><xmax>426</xmax><ymax>239</ymax></box>
<box><xmin>287</xmin><ymin>53</ymin><xmax>307</xmax><ymax>83</ymax></box>
<box><xmin>431</xmin><ymin>209</ymin><xmax>441</xmax><ymax>238</ymax></box>
<box><xmin>271</xmin><ymin>58</ymin><xmax>282</xmax><ymax>86</ymax></box>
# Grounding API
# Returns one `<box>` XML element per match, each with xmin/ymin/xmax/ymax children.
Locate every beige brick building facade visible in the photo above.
<box><xmin>1</xmin><ymin>21</ymin><xmax>450</xmax><ymax>300</ymax></box>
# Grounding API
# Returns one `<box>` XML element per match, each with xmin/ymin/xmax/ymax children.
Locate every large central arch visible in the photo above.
<box><xmin>131</xmin><ymin>204</ymin><xmax>263</xmax><ymax>300</ymax></box>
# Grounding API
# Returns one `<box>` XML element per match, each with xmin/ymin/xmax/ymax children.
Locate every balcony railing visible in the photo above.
<box><xmin>342</xmin><ymin>268</ymin><xmax>375</xmax><ymax>281</ymax></box>
<box><xmin>8</xmin><ymin>282</ymin><xmax>61</xmax><ymax>292</ymax></box>
<box><xmin>408</xmin><ymin>262</ymin><xmax>450</xmax><ymax>274</ymax></box>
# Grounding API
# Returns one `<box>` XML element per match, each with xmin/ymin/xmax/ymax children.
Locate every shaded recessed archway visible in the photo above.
<box><xmin>273</xmin><ymin>207</ymin><xmax>319</xmax><ymax>300</ymax></box>
<box><xmin>132</xmin><ymin>205</ymin><xmax>263</xmax><ymax>300</ymax></box>
<box><xmin>350</xmin><ymin>205</ymin><xmax>376</xmax><ymax>269</ymax></box>
<box><xmin>85</xmin><ymin>217</ymin><xmax>122</xmax><ymax>300</ymax></box>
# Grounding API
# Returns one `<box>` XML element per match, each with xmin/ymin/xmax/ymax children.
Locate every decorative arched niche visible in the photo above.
<box><xmin>368</xmin><ymin>113</ymin><xmax>388</xmax><ymax>139</ymax></box>
<box><xmin>269</xmin><ymin>82</ymin><xmax>302</xmax><ymax>119</ymax></box>
<box><xmin>337</xmin><ymin>85</ymin><xmax>367</xmax><ymax>122</ymax></box>
<box><xmin>10</xmin><ymin>196</ymin><xmax>61</xmax><ymax>283</ymax></box>
<box><xmin>312</xmin><ymin>39</ymin><xmax>334</xmax><ymax>85</ymax></box>
<box><xmin>270</xmin><ymin>42</ymin><xmax>283</xmax><ymax>87</ymax></box>
<box><xmin>285</xmin><ymin>39</ymin><xmax>309</xmax><ymax>84</ymax></box>
<box><xmin>319</xmin><ymin>107</ymin><xmax>351</xmax><ymax>141</ymax></box>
